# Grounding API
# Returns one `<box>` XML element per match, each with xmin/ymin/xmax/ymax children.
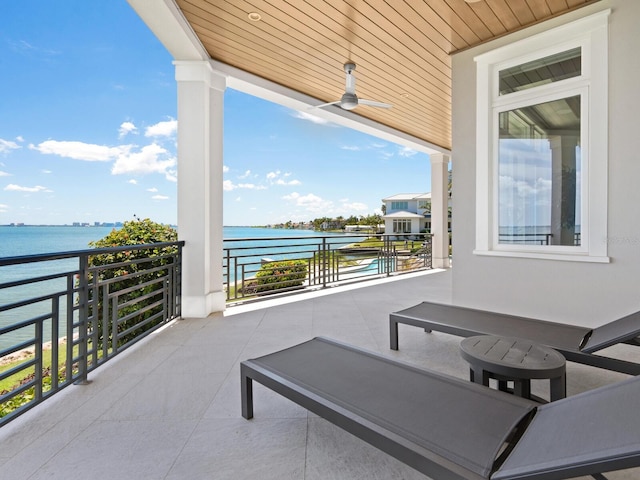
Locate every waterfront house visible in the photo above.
<box><xmin>382</xmin><ymin>193</ymin><xmax>432</xmax><ymax>237</ymax></box>
<box><xmin>382</xmin><ymin>192</ymin><xmax>452</xmax><ymax>238</ymax></box>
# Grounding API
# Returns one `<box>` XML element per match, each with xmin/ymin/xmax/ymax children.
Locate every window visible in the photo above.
<box><xmin>474</xmin><ymin>10</ymin><xmax>609</xmax><ymax>262</ymax></box>
<box><xmin>391</xmin><ymin>201</ymin><xmax>408</xmax><ymax>211</ymax></box>
<box><xmin>393</xmin><ymin>219</ymin><xmax>411</xmax><ymax>234</ymax></box>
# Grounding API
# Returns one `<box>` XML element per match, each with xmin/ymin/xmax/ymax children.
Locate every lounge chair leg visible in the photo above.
<box><xmin>390</xmin><ymin>320</ymin><xmax>399</xmax><ymax>350</ymax></box>
<box><xmin>241</xmin><ymin>365</ymin><xmax>254</xmax><ymax>419</ymax></box>
<box><xmin>591</xmin><ymin>474</ymin><xmax>608</xmax><ymax>480</ymax></box>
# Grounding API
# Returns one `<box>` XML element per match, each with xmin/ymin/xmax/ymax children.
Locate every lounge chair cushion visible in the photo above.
<box><xmin>494</xmin><ymin>374</ymin><xmax>640</xmax><ymax>479</ymax></box>
<box><xmin>244</xmin><ymin>337</ymin><xmax>537</xmax><ymax>478</ymax></box>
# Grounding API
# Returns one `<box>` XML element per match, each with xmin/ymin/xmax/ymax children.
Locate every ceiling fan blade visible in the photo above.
<box><xmin>359</xmin><ymin>99</ymin><xmax>393</xmax><ymax>109</ymax></box>
<box><xmin>314</xmin><ymin>100</ymin><xmax>341</xmax><ymax>109</ymax></box>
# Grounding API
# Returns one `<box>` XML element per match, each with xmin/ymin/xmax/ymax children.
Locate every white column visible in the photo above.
<box><xmin>175</xmin><ymin>61</ymin><xmax>226</xmax><ymax>318</ymax></box>
<box><xmin>430</xmin><ymin>153</ymin><xmax>451</xmax><ymax>269</ymax></box>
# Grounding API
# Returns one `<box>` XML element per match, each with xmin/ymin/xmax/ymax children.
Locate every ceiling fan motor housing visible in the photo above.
<box><xmin>340</xmin><ymin>92</ymin><xmax>358</xmax><ymax>110</ymax></box>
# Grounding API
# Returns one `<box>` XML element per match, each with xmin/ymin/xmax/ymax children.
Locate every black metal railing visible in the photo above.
<box><xmin>0</xmin><ymin>241</ymin><xmax>183</xmax><ymax>427</ymax></box>
<box><xmin>498</xmin><ymin>232</ymin><xmax>581</xmax><ymax>246</ymax></box>
<box><xmin>224</xmin><ymin>233</ymin><xmax>432</xmax><ymax>303</ymax></box>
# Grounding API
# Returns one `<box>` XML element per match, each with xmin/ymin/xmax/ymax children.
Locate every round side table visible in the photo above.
<box><xmin>459</xmin><ymin>335</ymin><xmax>566</xmax><ymax>402</ymax></box>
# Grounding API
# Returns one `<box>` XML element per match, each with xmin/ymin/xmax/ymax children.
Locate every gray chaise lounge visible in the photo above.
<box><xmin>390</xmin><ymin>301</ymin><xmax>640</xmax><ymax>375</ymax></box>
<box><xmin>241</xmin><ymin>337</ymin><xmax>640</xmax><ymax>480</ymax></box>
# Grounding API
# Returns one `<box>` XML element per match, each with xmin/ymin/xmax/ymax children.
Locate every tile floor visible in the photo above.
<box><xmin>0</xmin><ymin>269</ymin><xmax>637</xmax><ymax>479</ymax></box>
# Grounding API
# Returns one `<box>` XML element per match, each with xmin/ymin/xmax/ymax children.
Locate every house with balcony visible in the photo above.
<box><xmin>382</xmin><ymin>193</ymin><xmax>452</xmax><ymax>237</ymax></box>
<box><xmin>382</xmin><ymin>193</ymin><xmax>431</xmax><ymax>236</ymax></box>
<box><xmin>2</xmin><ymin>1</ymin><xmax>640</xmax><ymax>478</ymax></box>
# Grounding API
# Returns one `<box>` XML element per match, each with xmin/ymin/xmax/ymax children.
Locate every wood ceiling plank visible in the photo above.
<box><xmin>526</xmin><ymin>0</ymin><xmax>553</xmax><ymax>19</ymax></box>
<box><xmin>546</xmin><ymin>0</ymin><xmax>571</xmax><ymax>15</ymax></box>
<box><xmin>484</xmin><ymin>0</ymin><xmax>522</xmax><ymax>30</ymax></box>
<box><xmin>377</xmin><ymin>0</ymin><xmax>462</xmax><ymax>54</ymax></box>
<box><xmin>407</xmin><ymin>0</ymin><xmax>479</xmax><ymax>50</ymax></box>
<box><xmin>440</xmin><ymin>0</ymin><xmax>498</xmax><ymax>43</ymax></box>
<box><xmin>566</xmin><ymin>0</ymin><xmax>590</xmax><ymax>7</ymax></box>
<box><xmin>457</xmin><ymin>0</ymin><xmax>509</xmax><ymax>37</ymax></box>
<box><xmin>507</xmin><ymin>0</ymin><xmax>537</xmax><ymax>25</ymax></box>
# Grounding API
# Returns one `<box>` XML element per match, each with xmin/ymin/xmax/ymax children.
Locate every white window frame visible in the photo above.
<box><xmin>474</xmin><ymin>10</ymin><xmax>610</xmax><ymax>263</ymax></box>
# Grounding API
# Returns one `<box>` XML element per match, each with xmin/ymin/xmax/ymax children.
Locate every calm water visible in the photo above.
<box><xmin>0</xmin><ymin>226</ymin><xmax>358</xmax><ymax>349</ymax></box>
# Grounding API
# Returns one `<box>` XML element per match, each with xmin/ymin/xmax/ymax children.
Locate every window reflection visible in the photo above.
<box><xmin>498</xmin><ymin>96</ymin><xmax>581</xmax><ymax>246</ymax></box>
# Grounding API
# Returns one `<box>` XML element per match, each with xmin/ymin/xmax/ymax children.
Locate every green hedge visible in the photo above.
<box><xmin>255</xmin><ymin>260</ymin><xmax>307</xmax><ymax>293</ymax></box>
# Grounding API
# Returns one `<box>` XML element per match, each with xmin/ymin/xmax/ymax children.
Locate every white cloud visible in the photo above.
<box><xmin>398</xmin><ymin>146</ymin><xmax>418</xmax><ymax>157</ymax></box>
<box><xmin>291</xmin><ymin>110</ymin><xmax>336</xmax><ymax>126</ymax></box>
<box><xmin>341</xmin><ymin>145</ymin><xmax>360</xmax><ymax>151</ymax></box>
<box><xmin>128</xmin><ymin>179</ymin><xmax>138</xmax><ymax>185</ymax></box>
<box><xmin>239</xmin><ymin>170</ymin><xmax>251</xmax><ymax>179</ymax></box>
<box><xmin>119</xmin><ymin>121</ymin><xmax>137</xmax><ymax>138</ymax></box>
<box><xmin>267</xmin><ymin>170</ymin><xmax>300</xmax><ymax>186</ymax></box>
<box><xmin>282</xmin><ymin>192</ymin><xmax>332</xmax><ymax>213</ymax></box>
<box><xmin>0</xmin><ymin>139</ymin><xmax>21</xmax><ymax>154</ymax></box>
<box><xmin>342</xmin><ymin>201</ymin><xmax>368</xmax><ymax>212</ymax></box>
<box><xmin>145</xmin><ymin>119</ymin><xmax>177</xmax><ymax>137</ymax></box>
<box><xmin>31</xmin><ymin>140</ymin><xmax>123</xmax><ymax>161</ymax></box>
<box><xmin>224</xmin><ymin>179</ymin><xmax>266</xmax><ymax>191</ymax></box>
<box><xmin>0</xmin><ymin>170</ymin><xmax>11</xmax><ymax>177</ymax></box>
<box><xmin>223</xmin><ymin>165</ymin><xmax>229</xmax><ymax>173</ymax></box>
<box><xmin>152</xmin><ymin>194</ymin><xmax>169</xmax><ymax>200</ymax></box>
<box><xmin>0</xmin><ymin>204</ymin><xmax>8</xmax><ymax>212</ymax></box>
<box><xmin>275</xmin><ymin>178</ymin><xmax>301</xmax><ymax>186</ymax></box>
<box><xmin>165</xmin><ymin>170</ymin><xmax>177</xmax><ymax>182</ymax></box>
<box><xmin>111</xmin><ymin>143</ymin><xmax>176</xmax><ymax>175</ymax></box>
<box><xmin>147</xmin><ymin>187</ymin><xmax>158</xmax><ymax>192</ymax></box>
<box><xmin>10</xmin><ymin>39</ymin><xmax>60</xmax><ymax>57</ymax></box>
<box><xmin>4</xmin><ymin>184</ymin><xmax>51</xmax><ymax>193</ymax></box>
<box><xmin>41</xmin><ymin>169</ymin><xmax>52</xmax><ymax>174</ymax></box>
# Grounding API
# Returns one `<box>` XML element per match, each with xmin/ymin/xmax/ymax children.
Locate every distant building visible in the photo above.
<box><xmin>382</xmin><ymin>193</ymin><xmax>451</xmax><ymax>237</ymax></box>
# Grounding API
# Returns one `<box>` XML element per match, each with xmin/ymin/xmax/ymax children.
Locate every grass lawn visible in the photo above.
<box><xmin>0</xmin><ymin>344</ymin><xmax>74</xmax><ymax>393</ymax></box>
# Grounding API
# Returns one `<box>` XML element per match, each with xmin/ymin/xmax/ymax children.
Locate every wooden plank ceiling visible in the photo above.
<box><xmin>175</xmin><ymin>0</ymin><xmax>598</xmax><ymax>151</ymax></box>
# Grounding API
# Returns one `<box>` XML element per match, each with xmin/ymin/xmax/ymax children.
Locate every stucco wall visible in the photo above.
<box><xmin>451</xmin><ymin>0</ymin><xmax>640</xmax><ymax>326</ymax></box>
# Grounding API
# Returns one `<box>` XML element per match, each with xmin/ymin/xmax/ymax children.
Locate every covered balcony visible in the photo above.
<box><xmin>0</xmin><ymin>270</ymin><xmax>638</xmax><ymax>479</ymax></box>
<box><xmin>3</xmin><ymin>0</ymin><xmax>640</xmax><ymax>478</ymax></box>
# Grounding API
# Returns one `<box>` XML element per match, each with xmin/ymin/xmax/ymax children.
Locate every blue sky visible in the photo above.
<box><xmin>0</xmin><ymin>1</ymin><xmax>431</xmax><ymax>227</ymax></box>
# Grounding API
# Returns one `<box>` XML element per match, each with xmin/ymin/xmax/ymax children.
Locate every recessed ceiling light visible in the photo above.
<box><xmin>400</xmin><ymin>93</ymin><xmax>410</xmax><ymax>99</ymax></box>
<box><xmin>248</xmin><ymin>12</ymin><xmax>262</xmax><ymax>22</ymax></box>
<box><xmin>464</xmin><ymin>0</ymin><xmax>483</xmax><ymax>3</ymax></box>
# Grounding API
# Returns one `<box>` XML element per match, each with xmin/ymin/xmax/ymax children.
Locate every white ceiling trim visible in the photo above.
<box><xmin>127</xmin><ymin>0</ymin><xmax>208</xmax><ymax>61</ymax></box>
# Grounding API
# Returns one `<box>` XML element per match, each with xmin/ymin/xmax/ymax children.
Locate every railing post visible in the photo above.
<box><xmin>176</xmin><ymin>242</ymin><xmax>183</xmax><ymax>317</ymax></box>
<box><xmin>322</xmin><ymin>237</ymin><xmax>328</xmax><ymax>288</ymax></box>
<box><xmin>75</xmin><ymin>253</ymin><xmax>90</xmax><ymax>385</ymax></box>
<box><xmin>225</xmin><ymin>247</ymin><xmax>231</xmax><ymax>301</ymax></box>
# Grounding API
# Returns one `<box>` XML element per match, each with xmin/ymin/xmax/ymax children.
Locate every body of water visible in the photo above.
<box><xmin>0</xmin><ymin>226</ymin><xmax>362</xmax><ymax>349</ymax></box>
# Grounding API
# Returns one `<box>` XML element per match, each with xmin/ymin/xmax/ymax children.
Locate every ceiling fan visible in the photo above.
<box><xmin>315</xmin><ymin>63</ymin><xmax>392</xmax><ymax>111</ymax></box>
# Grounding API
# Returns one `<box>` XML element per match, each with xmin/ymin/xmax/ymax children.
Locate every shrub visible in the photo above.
<box><xmin>254</xmin><ymin>260</ymin><xmax>307</xmax><ymax>293</ymax></box>
<box><xmin>87</xmin><ymin>218</ymin><xmax>178</xmax><ymax>349</ymax></box>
